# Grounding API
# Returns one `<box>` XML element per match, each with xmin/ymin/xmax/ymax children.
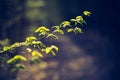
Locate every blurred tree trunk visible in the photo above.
<box><xmin>0</xmin><ymin>0</ymin><xmax>26</xmax><ymax>42</ymax></box>
<box><xmin>0</xmin><ymin>0</ymin><xmax>26</xmax><ymax>80</ymax></box>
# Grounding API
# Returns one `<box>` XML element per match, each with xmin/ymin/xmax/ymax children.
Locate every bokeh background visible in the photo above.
<box><xmin>0</xmin><ymin>0</ymin><xmax>119</xmax><ymax>80</ymax></box>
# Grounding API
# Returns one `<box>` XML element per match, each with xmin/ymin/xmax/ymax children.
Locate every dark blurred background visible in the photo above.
<box><xmin>0</xmin><ymin>0</ymin><xmax>119</xmax><ymax>80</ymax></box>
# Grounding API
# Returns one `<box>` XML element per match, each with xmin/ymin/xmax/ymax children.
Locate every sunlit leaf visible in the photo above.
<box><xmin>47</xmin><ymin>34</ymin><xmax>58</xmax><ymax>39</ymax></box>
<box><xmin>35</xmin><ymin>26</ymin><xmax>50</xmax><ymax>33</ymax></box>
<box><xmin>42</xmin><ymin>45</ymin><xmax>58</xmax><ymax>55</ymax></box>
<box><xmin>31</xmin><ymin>50</ymin><xmax>43</xmax><ymax>57</ymax></box>
<box><xmin>52</xmin><ymin>29</ymin><xmax>64</xmax><ymax>35</ymax></box>
<box><xmin>26</xmin><ymin>36</ymin><xmax>37</xmax><ymax>42</ymax></box>
<box><xmin>51</xmin><ymin>45</ymin><xmax>59</xmax><ymax>51</ymax></box>
<box><xmin>74</xmin><ymin>27</ymin><xmax>83</xmax><ymax>34</ymax></box>
<box><xmin>3</xmin><ymin>46</ymin><xmax>10</xmax><ymax>51</ymax></box>
<box><xmin>67</xmin><ymin>29</ymin><xmax>74</xmax><ymax>33</ymax></box>
<box><xmin>45</xmin><ymin>47</ymin><xmax>51</xmax><ymax>54</ymax></box>
<box><xmin>60</xmin><ymin>21</ymin><xmax>71</xmax><ymax>27</ymax></box>
<box><xmin>14</xmin><ymin>55</ymin><xmax>27</xmax><ymax>61</ymax></box>
<box><xmin>7</xmin><ymin>55</ymin><xmax>27</xmax><ymax>64</ymax></box>
<box><xmin>32</xmin><ymin>41</ymin><xmax>41</xmax><ymax>46</ymax></box>
<box><xmin>83</xmin><ymin>11</ymin><xmax>91</xmax><ymax>16</ymax></box>
<box><xmin>76</xmin><ymin>16</ymin><xmax>84</xmax><ymax>21</ymax></box>
<box><xmin>52</xmin><ymin>26</ymin><xmax>60</xmax><ymax>29</ymax></box>
<box><xmin>7</xmin><ymin>58</ymin><xmax>14</xmax><ymax>64</ymax></box>
<box><xmin>70</xmin><ymin>19</ymin><xmax>76</xmax><ymax>22</ymax></box>
<box><xmin>31</xmin><ymin>41</ymin><xmax>45</xmax><ymax>48</ymax></box>
<box><xmin>26</xmin><ymin>48</ymin><xmax>32</xmax><ymax>52</ymax></box>
<box><xmin>76</xmin><ymin>16</ymin><xmax>86</xmax><ymax>26</ymax></box>
<box><xmin>10</xmin><ymin>42</ymin><xmax>20</xmax><ymax>48</ymax></box>
<box><xmin>50</xmin><ymin>50</ymin><xmax>56</xmax><ymax>56</ymax></box>
<box><xmin>35</xmin><ymin>26</ymin><xmax>50</xmax><ymax>37</ymax></box>
<box><xmin>39</xmin><ymin>32</ymin><xmax>47</xmax><ymax>36</ymax></box>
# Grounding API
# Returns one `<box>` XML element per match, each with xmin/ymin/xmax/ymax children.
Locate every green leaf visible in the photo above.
<box><xmin>52</xmin><ymin>29</ymin><xmax>64</xmax><ymax>35</ymax></box>
<box><xmin>52</xmin><ymin>26</ymin><xmax>60</xmax><ymax>29</ymax></box>
<box><xmin>70</xmin><ymin>19</ymin><xmax>76</xmax><ymax>22</ymax></box>
<box><xmin>39</xmin><ymin>32</ymin><xmax>47</xmax><ymax>36</ymax></box>
<box><xmin>67</xmin><ymin>29</ymin><xmax>74</xmax><ymax>33</ymax></box>
<box><xmin>14</xmin><ymin>55</ymin><xmax>27</xmax><ymax>61</ymax></box>
<box><xmin>3</xmin><ymin>46</ymin><xmax>10</xmax><ymax>51</ymax></box>
<box><xmin>31</xmin><ymin>41</ymin><xmax>45</xmax><ymax>48</ymax></box>
<box><xmin>35</xmin><ymin>26</ymin><xmax>50</xmax><ymax>37</ymax></box>
<box><xmin>45</xmin><ymin>47</ymin><xmax>51</xmax><ymax>54</ymax></box>
<box><xmin>10</xmin><ymin>42</ymin><xmax>20</xmax><ymax>48</ymax></box>
<box><xmin>42</xmin><ymin>45</ymin><xmax>58</xmax><ymax>55</ymax></box>
<box><xmin>76</xmin><ymin>16</ymin><xmax>84</xmax><ymax>21</ymax></box>
<box><xmin>76</xmin><ymin>16</ymin><xmax>86</xmax><ymax>26</ymax></box>
<box><xmin>15</xmin><ymin>64</ymin><xmax>26</xmax><ymax>70</ymax></box>
<box><xmin>74</xmin><ymin>27</ymin><xmax>83</xmax><ymax>34</ymax></box>
<box><xmin>32</xmin><ymin>41</ymin><xmax>40</xmax><ymax>45</ymax></box>
<box><xmin>60</xmin><ymin>21</ymin><xmax>71</xmax><ymax>27</ymax></box>
<box><xmin>51</xmin><ymin>45</ymin><xmax>59</xmax><ymax>51</ymax></box>
<box><xmin>26</xmin><ymin>48</ymin><xmax>32</xmax><ymax>52</ymax></box>
<box><xmin>35</xmin><ymin>26</ymin><xmax>50</xmax><ymax>33</ymax></box>
<box><xmin>7</xmin><ymin>58</ymin><xmax>14</xmax><ymax>64</ymax></box>
<box><xmin>31</xmin><ymin>50</ymin><xmax>43</xmax><ymax>57</ymax></box>
<box><xmin>38</xmin><ymin>43</ymin><xmax>46</xmax><ymax>48</ymax></box>
<box><xmin>26</xmin><ymin>36</ymin><xmax>37</xmax><ymax>42</ymax></box>
<box><xmin>83</xmin><ymin>11</ymin><xmax>91</xmax><ymax>16</ymax></box>
<box><xmin>50</xmin><ymin>50</ymin><xmax>56</xmax><ymax>56</ymax></box>
<box><xmin>47</xmin><ymin>34</ymin><xmax>58</xmax><ymax>39</ymax></box>
<box><xmin>7</xmin><ymin>55</ymin><xmax>27</xmax><ymax>64</ymax></box>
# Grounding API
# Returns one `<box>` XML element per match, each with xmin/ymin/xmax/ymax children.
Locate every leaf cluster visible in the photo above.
<box><xmin>0</xmin><ymin>11</ymin><xmax>91</xmax><ymax>71</ymax></box>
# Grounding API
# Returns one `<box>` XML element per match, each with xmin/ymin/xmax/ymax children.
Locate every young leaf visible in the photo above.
<box><xmin>45</xmin><ymin>47</ymin><xmax>51</xmax><ymax>54</ymax></box>
<box><xmin>52</xmin><ymin>29</ymin><xmax>64</xmax><ymax>35</ymax></box>
<box><xmin>7</xmin><ymin>55</ymin><xmax>27</xmax><ymax>64</ymax></box>
<box><xmin>52</xmin><ymin>26</ymin><xmax>60</xmax><ymax>29</ymax></box>
<box><xmin>39</xmin><ymin>32</ymin><xmax>47</xmax><ymax>36</ymax></box>
<box><xmin>60</xmin><ymin>21</ymin><xmax>71</xmax><ymax>27</ymax></box>
<box><xmin>35</xmin><ymin>26</ymin><xmax>50</xmax><ymax>37</ymax></box>
<box><xmin>67</xmin><ymin>29</ymin><xmax>74</xmax><ymax>33</ymax></box>
<box><xmin>47</xmin><ymin>34</ymin><xmax>58</xmax><ymax>39</ymax></box>
<box><xmin>26</xmin><ymin>36</ymin><xmax>37</xmax><ymax>42</ymax></box>
<box><xmin>42</xmin><ymin>45</ymin><xmax>58</xmax><ymax>55</ymax></box>
<box><xmin>74</xmin><ymin>27</ymin><xmax>83</xmax><ymax>34</ymax></box>
<box><xmin>50</xmin><ymin>50</ymin><xmax>56</xmax><ymax>56</ymax></box>
<box><xmin>3</xmin><ymin>46</ymin><xmax>10</xmax><ymax>51</ymax></box>
<box><xmin>14</xmin><ymin>55</ymin><xmax>27</xmax><ymax>61</ymax></box>
<box><xmin>51</xmin><ymin>45</ymin><xmax>59</xmax><ymax>51</ymax></box>
<box><xmin>76</xmin><ymin>16</ymin><xmax>86</xmax><ymax>26</ymax></box>
<box><xmin>31</xmin><ymin>41</ymin><xmax>45</xmax><ymax>48</ymax></box>
<box><xmin>26</xmin><ymin>48</ymin><xmax>32</xmax><ymax>52</ymax></box>
<box><xmin>45</xmin><ymin>47</ymin><xmax>56</xmax><ymax>55</ymax></box>
<box><xmin>35</xmin><ymin>26</ymin><xmax>50</xmax><ymax>33</ymax></box>
<box><xmin>31</xmin><ymin>50</ymin><xmax>43</xmax><ymax>57</ymax></box>
<box><xmin>7</xmin><ymin>58</ymin><xmax>14</xmax><ymax>64</ymax></box>
<box><xmin>83</xmin><ymin>11</ymin><xmax>91</xmax><ymax>16</ymax></box>
<box><xmin>70</xmin><ymin>19</ymin><xmax>76</xmax><ymax>22</ymax></box>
